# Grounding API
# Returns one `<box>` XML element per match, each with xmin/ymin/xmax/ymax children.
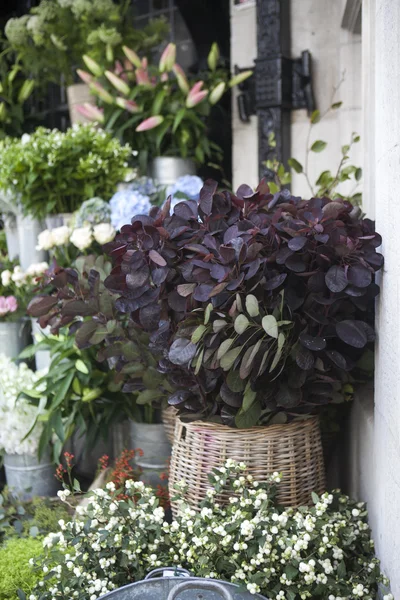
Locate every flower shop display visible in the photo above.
<box><xmin>78</xmin><ymin>42</ymin><xmax>252</xmax><ymax>169</ymax></box>
<box><xmin>0</xmin><ymin>354</ymin><xmax>58</xmax><ymax>500</ymax></box>
<box><xmin>3</xmin><ymin>0</ymin><xmax>167</xmax><ymax>112</ymax></box>
<box><xmin>24</xmin><ymin>461</ymin><xmax>391</xmax><ymax>600</ymax></box>
<box><xmin>0</xmin><ymin>125</ymin><xmax>132</xmax><ymax>221</ymax></box>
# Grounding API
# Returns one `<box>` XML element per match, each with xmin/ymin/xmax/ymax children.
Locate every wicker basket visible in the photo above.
<box><xmin>169</xmin><ymin>416</ymin><xmax>326</xmax><ymax>512</ymax></box>
<box><xmin>162</xmin><ymin>406</ymin><xmax>178</xmax><ymax>445</ymax></box>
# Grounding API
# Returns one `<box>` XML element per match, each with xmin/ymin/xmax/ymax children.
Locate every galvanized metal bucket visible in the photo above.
<box><xmin>45</xmin><ymin>213</ymin><xmax>73</xmax><ymax>229</ymax></box>
<box><xmin>16</xmin><ymin>213</ymin><xmax>47</xmax><ymax>271</ymax></box>
<box><xmin>98</xmin><ymin>568</ymin><xmax>268</xmax><ymax>599</ymax></box>
<box><xmin>151</xmin><ymin>157</ymin><xmax>196</xmax><ymax>187</ymax></box>
<box><xmin>30</xmin><ymin>317</ymin><xmax>51</xmax><ymax>370</ymax></box>
<box><xmin>4</xmin><ymin>451</ymin><xmax>59</xmax><ymax>501</ymax></box>
<box><xmin>3</xmin><ymin>214</ymin><xmax>19</xmax><ymax>260</ymax></box>
<box><xmin>0</xmin><ymin>319</ymin><xmax>31</xmax><ymax>361</ymax></box>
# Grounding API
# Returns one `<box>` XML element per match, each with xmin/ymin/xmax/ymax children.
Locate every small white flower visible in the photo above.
<box><xmin>93</xmin><ymin>222</ymin><xmax>116</xmax><ymax>245</ymax></box>
<box><xmin>1</xmin><ymin>269</ymin><xmax>11</xmax><ymax>286</ymax></box>
<box><xmin>70</xmin><ymin>226</ymin><xmax>93</xmax><ymax>251</ymax></box>
<box><xmin>37</xmin><ymin>229</ymin><xmax>55</xmax><ymax>251</ymax></box>
<box><xmin>51</xmin><ymin>225</ymin><xmax>70</xmax><ymax>247</ymax></box>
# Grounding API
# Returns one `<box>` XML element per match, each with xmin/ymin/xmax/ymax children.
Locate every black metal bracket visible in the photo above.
<box><xmin>235</xmin><ymin>50</ymin><xmax>315</xmax><ymax>123</ymax></box>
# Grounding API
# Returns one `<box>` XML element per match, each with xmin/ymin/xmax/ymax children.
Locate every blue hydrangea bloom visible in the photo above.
<box><xmin>110</xmin><ymin>188</ymin><xmax>152</xmax><ymax>230</ymax></box>
<box><xmin>166</xmin><ymin>175</ymin><xmax>203</xmax><ymax>211</ymax></box>
<box><xmin>129</xmin><ymin>176</ymin><xmax>158</xmax><ymax>198</ymax></box>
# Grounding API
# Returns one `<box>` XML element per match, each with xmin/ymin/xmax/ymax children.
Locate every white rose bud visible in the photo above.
<box><xmin>93</xmin><ymin>223</ymin><xmax>116</xmax><ymax>245</ymax></box>
<box><xmin>70</xmin><ymin>226</ymin><xmax>93</xmax><ymax>251</ymax></box>
<box><xmin>36</xmin><ymin>229</ymin><xmax>54</xmax><ymax>251</ymax></box>
<box><xmin>51</xmin><ymin>225</ymin><xmax>70</xmax><ymax>247</ymax></box>
<box><xmin>1</xmin><ymin>269</ymin><xmax>12</xmax><ymax>286</ymax></box>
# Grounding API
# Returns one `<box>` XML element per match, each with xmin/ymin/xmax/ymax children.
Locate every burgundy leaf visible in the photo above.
<box><xmin>149</xmin><ymin>249</ymin><xmax>167</xmax><ymax>266</ymax></box>
<box><xmin>336</xmin><ymin>320</ymin><xmax>368</xmax><ymax>348</ymax></box>
<box><xmin>288</xmin><ymin>236</ymin><xmax>307</xmax><ymax>251</ymax></box>
<box><xmin>325</xmin><ymin>265</ymin><xmax>348</xmax><ymax>292</ymax></box>
<box><xmin>199</xmin><ymin>179</ymin><xmax>218</xmax><ymax>216</ymax></box>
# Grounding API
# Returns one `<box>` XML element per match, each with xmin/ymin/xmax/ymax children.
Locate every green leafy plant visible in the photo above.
<box><xmin>78</xmin><ymin>42</ymin><xmax>251</xmax><ymax>164</ymax></box>
<box><xmin>0</xmin><ymin>46</ymin><xmax>35</xmax><ymax>138</ymax></box>
<box><xmin>4</xmin><ymin>0</ymin><xmax>168</xmax><ymax>86</ymax></box>
<box><xmin>26</xmin><ymin>460</ymin><xmax>391</xmax><ymax>600</ymax></box>
<box><xmin>0</xmin><ymin>125</ymin><xmax>132</xmax><ymax>219</ymax></box>
<box><xmin>0</xmin><ymin>537</ymin><xmax>45</xmax><ymax>599</ymax></box>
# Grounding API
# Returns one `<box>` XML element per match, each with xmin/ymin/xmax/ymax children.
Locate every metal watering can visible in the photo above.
<box><xmin>98</xmin><ymin>567</ymin><xmax>269</xmax><ymax>600</ymax></box>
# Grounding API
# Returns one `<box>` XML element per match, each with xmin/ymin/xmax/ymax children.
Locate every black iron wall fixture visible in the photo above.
<box><xmin>235</xmin><ymin>0</ymin><xmax>315</xmax><ymax>180</ymax></box>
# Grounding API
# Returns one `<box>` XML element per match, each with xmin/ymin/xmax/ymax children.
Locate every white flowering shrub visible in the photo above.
<box><xmin>0</xmin><ymin>355</ymin><xmax>46</xmax><ymax>455</ymax></box>
<box><xmin>26</xmin><ymin>461</ymin><xmax>390</xmax><ymax>600</ymax></box>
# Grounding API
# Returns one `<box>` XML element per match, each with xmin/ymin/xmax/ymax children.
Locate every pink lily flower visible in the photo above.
<box><xmin>76</xmin><ymin>103</ymin><xmax>104</xmax><ymax>122</ymax></box>
<box><xmin>135</xmin><ymin>68</ymin><xmax>152</xmax><ymax>87</ymax></box>
<box><xmin>76</xmin><ymin>69</ymin><xmax>93</xmax><ymax>85</ymax></box>
<box><xmin>89</xmin><ymin>82</ymin><xmax>114</xmax><ymax>104</ymax></box>
<box><xmin>173</xmin><ymin>63</ymin><xmax>189</xmax><ymax>93</ymax></box>
<box><xmin>136</xmin><ymin>115</ymin><xmax>164</xmax><ymax>132</ymax></box>
<box><xmin>159</xmin><ymin>43</ymin><xmax>176</xmax><ymax>72</ymax></box>
<box><xmin>189</xmin><ymin>81</ymin><xmax>204</xmax><ymax>95</ymax></box>
<box><xmin>186</xmin><ymin>89</ymin><xmax>208</xmax><ymax>108</ymax></box>
<box><xmin>115</xmin><ymin>97</ymin><xmax>140</xmax><ymax>113</ymax></box>
<box><xmin>122</xmin><ymin>46</ymin><xmax>142</xmax><ymax>69</ymax></box>
<box><xmin>105</xmin><ymin>71</ymin><xmax>130</xmax><ymax>96</ymax></box>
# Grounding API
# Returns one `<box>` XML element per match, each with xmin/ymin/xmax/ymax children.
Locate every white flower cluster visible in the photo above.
<box><xmin>0</xmin><ymin>354</ymin><xmax>46</xmax><ymax>455</ymax></box>
<box><xmin>37</xmin><ymin>223</ymin><xmax>115</xmax><ymax>252</ymax></box>
<box><xmin>1</xmin><ymin>262</ymin><xmax>49</xmax><ymax>289</ymax></box>
<box><xmin>28</xmin><ymin>461</ymin><xmax>390</xmax><ymax>600</ymax></box>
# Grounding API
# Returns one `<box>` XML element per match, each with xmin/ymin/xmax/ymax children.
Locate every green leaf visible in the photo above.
<box><xmin>226</xmin><ymin>370</ymin><xmax>246</xmax><ymax>392</ymax></box>
<box><xmin>151</xmin><ymin>89</ymin><xmax>166</xmax><ymax>115</ymax></box>
<box><xmin>204</xmin><ymin>303</ymin><xmax>213</xmax><ymax>325</ymax></box>
<box><xmin>269</xmin><ymin>182</ymin><xmax>279</xmax><ymax>194</ymax></box>
<box><xmin>337</xmin><ymin>560</ymin><xmax>347</xmax><ymax>579</ymax></box>
<box><xmin>311</xmin><ymin>491</ymin><xmax>319</xmax><ymax>504</ymax></box>
<box><xmin>257</xmin><ymin>348</ymin><xmax>270</xmax><ymax>376</ymax></box>
<box><xmin>17</xmin><ymin>590</ymin><xmax>26</xmax><ymax>600</ymax></box>
<box><xmin>311</xmin><ymin>140</ymin><xmax>327</xmax><ymax>153</ymax></box>
<box><xmin>75</xmin><ymin>359</ymin><xmax>89</xmax><ymax>374</ymax></box>
<box><xmin>277</xmin><ymin>332</ymin><xmax>285</xmax><ymax>350</ymax></box>
<box><xmin>136</xmin><ymin>389</ymin><xmax>162</xmax><ymax>405</ymax></box>
<box><xmin>217</xmin><ymin>338</ymin><xmax>235</xmax><ymax>360</ymax></box>
<box><xmin>51</xmin><ymin>371</ymin><xmax>74</xmax><ymax>410</ymax></box>
<box><xmin>240</xmin><ymin>339</ymin><xmax>263</xmax><ymax>380</ymax></box>
<box><xmin>341</xmin><ymin>144</ymin><xmax>350</xmax><ymax>155</ymax></box>
<box><xmin>191</xmin><ymin>325</ymin><xmax>207</xmax><ymax>343</ymax></box>
<box><xmin>29</xmin><ymin>525</ymin><xmax>40</xmax><ymax>538</ymax></box>
<box><xmin>246</xmin><ymin>294</ymin><xmax>260</xmax><ymax>317</ymax></box>
<box><xmin>234</xmin><ymin>314</ymin><xmax>249</xmax><ymax>334</ymax></box>
<box><xmin>310</xmin><ymin>109</ymin><xmax>320</xmax><ymax>123</ymax></box>
<box><xmin>331</xmin><ymin>101</ymin><xmax>342</xmax><ymax>109</ymax></box>
<box><xmin>220</xmin><ymin>347</ymin><xmax>242</xmax><ymax>371</ymax></box>
<box><xmin>235</xmin><ymin>401</ymin><xmax>261</xmax><ymax>428</ymax></box>
<box><xmin>269</xmin><ymin>346</ymin><xmax>283</xmax><ymax>372</ymax></box>
<box><xmin>242</xmin><ymin>382</ymin><xmax>257</xmax><ymax>411</ymax></box>
<box><xmin>172</xmin><ymin>108</ymin><xmax>186</xmax><ymax>133</ymax></box>
<box><xmin>213</xmin><ymin>319</ymin><xmax>227</xmax><ymax>333</ymax></box>
<box><xmin>262</xmin><ymin>315</ymin><xmax>278</xmax><ymax>339</ymax></box>
<box><xmin>285</xmin><ymin>564</ymin><xmax>299</xmax><ymax>581</ymax></box>
<box><xmin>194</xmin><ymin>348</ymin><xmax>204</xmax><ymax>376</ymax></box>
<box><xmin>287</xmin><ymin>158</ymin><xmax>303</xmax><ymax>174</ymax></box>
<box><xmin>355</xmin><ymin>167</ymin><xmax>362</xmax><ymax>181</ymax></box>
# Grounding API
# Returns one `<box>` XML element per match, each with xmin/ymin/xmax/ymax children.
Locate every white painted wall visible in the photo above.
<box><xmin>290</xmin><ymin>0</ymin><xmax>362</xmax><ymax>200</ymax></box>
<box><xmin>230</xmin><ymin>2</ymin><xmax>258</xmax><ymax>190</ymax></box>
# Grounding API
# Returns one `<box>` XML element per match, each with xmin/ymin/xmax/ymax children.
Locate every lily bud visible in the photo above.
<box><xmin>229</xmin><ymin>70</ymin><xmax>253</xmax><ymax>88</ymax></box>
<box><xmin>115</xmin><ymin>97</ymin><xmax>140</xmax><ymax>113</ymax></box>
<box><xmin>173</xmin><ymin>63</ymin><xmax>189</xmax><ymax>93</ymax></box>
<box><xmin>17</xmin><ymin>79</ymin><xmax>34</xmax><ymax>103</ymax></box>
<box><xmin>136</xmin><ymin>115</ymin><xmax>164</xmax><ymax>132</ymax></box>
<box><xmin>135</xmin><ymin>68</ymin><xmax>151</xmax><ymax>87</ymax></box>
<box><xmin>186</xmin><ymin>90</ymin><xmax>208</xmax><ymax>108</ymax></box>
<box><xmin>159</xmin><ymin>43</ymin><xmax>176</xmax><ymax>72</ymax></box>
<box><xmin>77</xmin><ymin>69</ymin><xmax>93</xmax><ymax>85</ymax></box>
<box><xmin>122</xmin><ymin>46</ymin><xmax>142</xmax><ymax>69</ymax></box>
<box><xmin>105</xmin><ymin>70</ymin><xmax>130</xmax><ymax>96</ymax></box>
<box><xmin>207</xmin><ymin>42</ymin><xmax>220</xmax><ymax>71</ymax></box>
<box><xmin>209</xmin><ymin>81</ymin><xmax>226</xmax><ymax>105</ymax></box>
<box><xmin>83</xmin><ymin>55</ymin><xmax>103</xmax><ymax>77</ymax></box>
<box><xmin>0</xmin><ymin>102</ymin><xmax>7</xmax><ymax>122</ymax></box>
<box><xmin>90</xmin><ymin>82</ymin><xmax>114</xmax><ymax>104</ymax></box>
<box><xmin>76</xmin><ymin>103</ymin><xmax>104</xmax><ymax>123</ymax></box>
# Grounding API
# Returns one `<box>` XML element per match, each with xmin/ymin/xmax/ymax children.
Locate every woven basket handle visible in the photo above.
<box><xmin>145</xmin><ymin>567</ymin><xmax>192</xmax><ymax>580</ymax></box>
<box><xmin>167</xmin><ymin>580</ymin><xmax>234</xmax><ymax>600</ymax></box>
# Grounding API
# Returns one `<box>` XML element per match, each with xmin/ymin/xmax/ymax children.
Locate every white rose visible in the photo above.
<box><xmin>70</xmin><ymin>226</ymin><xmax>93</xmax><ymax>251</ymax></box>
<box><xmin>1</xmin><ymin>269</ymin><xmax>12</xmax><ymax>286</ymax></box>
<box><xmin>36</xmin><ymin>229</ymin><xmax>54</xmax><ymax>250</ymax></box>
<box><xmin>51</xmin><ymin>225</ymin><xmax>70</xmax><ymax>247</ymax></box>
<box><xmin>11</xmin><ymin>265</ymin><xmax>26</xmax><ymax>287</ymax></box>
<box><xmin>93</xmin><ymin>223</ymin><xmax>116</xmax><ymax>245</ymax></box>
<box><xmin>26</xmin><ymin>262</ymin><xmax>49</xmax><ymax>277</ymax></box>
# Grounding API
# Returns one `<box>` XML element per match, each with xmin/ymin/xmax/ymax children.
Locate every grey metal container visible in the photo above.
<box><xmin>0</xmin><ymin>319</ymin><xmax>31</xmax><ymax>361</ymax></box>
<box><xmin>4</xmin><ymin>451</ymin><xmax>59</xmax><ymax>501</ymax></box>
<box><xmin>98</xmin><ymin>568</ymin><xmax>268</xmax><ymax>599</ymax></box>
<box><xmin>16</xmin><ymin>213</ymin><xmax>47</xmax><ymax>271</ymax></box>
<box><xmin>3</xmin><ymin>214</ymin><xmax>19</xmax><ymax>260</ymax></box>
<box><xmin>30</xmin><ymin>317</ymin><xmax>51</xmax><ymax>370</ymax></box>
<box><xmin>64</xmin><ymin>428</ymin><xmax>114</xmax><ymax>480</ymax></box>
<box><xmin>45</xmin><ymin>213</ymin><xmax>73</xmax><ymax>229</ymax></box>
<box><xmin>151</xmin><ymin>157</ymin><xmax>196</xmax><ymax>187</ymax></box>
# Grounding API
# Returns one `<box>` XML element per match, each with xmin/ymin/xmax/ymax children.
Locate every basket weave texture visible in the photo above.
<box><xmin>169</xmin><ymin>416</ymin><xmax>326</xmax><ymax>512</ymax></box>
<box><xmin>162</xmin><ymin>406</ymin><xmax>178</xmax><ymax>445</ymax></box>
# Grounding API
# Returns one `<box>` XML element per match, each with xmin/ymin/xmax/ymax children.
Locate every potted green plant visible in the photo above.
<box><xmin>77</xmin><ymin>42</ymin><xmax>252</xmax><ymax>181</ymax></box>
<box><xmin>4</xmin><ymin>0</ymin><xmax>167</xmax><ymax>124</ymax></box>
<box><xmin>0</xmin><ymin>354</ymin><xmax>58</xmax><ymax>500</ymax></box>
<box><xmin>0</xmin><ymin>125</ymin><xmax>131</xmax><ymax>265</ymax></box>
<box><xmin>27</xmin><ymin>254</ymin><xmax>172</xmax><ymax>481</ymax></box>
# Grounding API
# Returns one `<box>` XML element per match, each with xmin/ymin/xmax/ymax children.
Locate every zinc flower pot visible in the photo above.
<box><xmin>0</xmin><ymin>319</ymin><xmax>31</xmax><ymax>361</ymax></box>
<box><xmin>45</xmin><ymin>213</ymin><xmax>73</xmax><ymax>230</ymax></box>
<box><xmin>30</xmin><ymin>317</ymin><xmax>51</xmax><ymax>370</ymax></box>
<box><xmin>3</xmin><ymin>214</ymin><xmax>19</xmax><ymax>260</ymax></box>
<box><xmin>4</xmin><ymin>451</ymin><xmax>59</xmax><ymax>501</ymax></box>
<box><xmin>66</xmin><ymin>83</ymin><xmax>93</xmax><ymax>125</ymax></box>
<box><xmin>169</xmin><ymin>416</ymin><xmax>326</xmax><ymax>514</ymax></box>
<box><xmin>64</xmin><ymin>428</ymin><xmax>114</xmax><ymax>481</ymax></box>
<box><xmin>151</xmin><ymin>157</ymin><xmax>196</xmax><ymax>187</ymax></box>
<box><xmin>16</xmin><ymin>213</ymin><xmax>47</xmax><ymax>271</ymax></box>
